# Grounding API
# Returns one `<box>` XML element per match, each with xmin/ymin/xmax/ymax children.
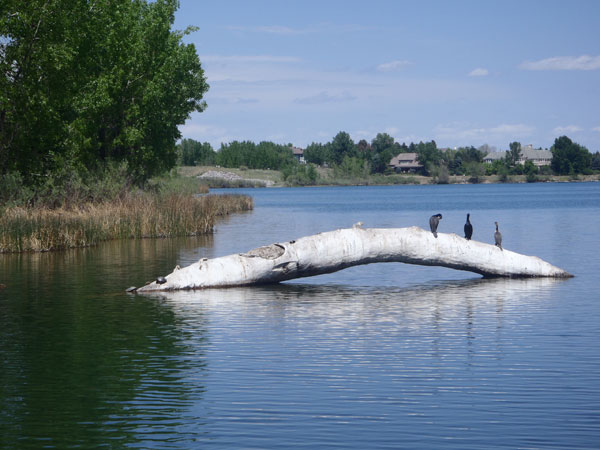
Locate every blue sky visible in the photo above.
<box><xmin>174</xmin><ymin>0</ymin><xmax>600</xmax><ymax>152</ymax></box>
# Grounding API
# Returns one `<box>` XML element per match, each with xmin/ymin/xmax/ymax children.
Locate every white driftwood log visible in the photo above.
<box><xmin>134</xmin><ymin>226</ymin><xmax>572</xmax><ymax>292</ymax></box>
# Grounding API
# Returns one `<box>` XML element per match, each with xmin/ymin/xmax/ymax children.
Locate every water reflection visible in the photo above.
<box><xmin>145</xmin><ymin>277</ymin><xmax>563</xmax><ymax>328</ymax></box>
<box><xmin>0</xmin><ymin>237</ymin><xmax>214</xmax><ymax>449</ymax></box>
<box><xmin>131</xmin><ymin>278</ymin><xmax>578</xmax><ymax>449</ymax></box>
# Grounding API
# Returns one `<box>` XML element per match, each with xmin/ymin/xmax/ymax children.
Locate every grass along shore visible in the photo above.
<box><xmin>0</xmin><ymin>177</ymin><xmax>253</xmax><ymax>253</ymax></box>
<box><xmin>181</xmin><ymin>165</ymin><xmax>600</xmax><ymax>188</ymax></box>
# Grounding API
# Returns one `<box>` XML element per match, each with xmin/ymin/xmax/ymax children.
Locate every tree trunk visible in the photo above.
<box><xmin>134</xmin><ymin>226</ymin><xmax>573</xmax><ymax>292</ymax></box>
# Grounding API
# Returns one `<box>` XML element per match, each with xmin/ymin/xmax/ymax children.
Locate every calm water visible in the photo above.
<box><xmin>1</xmin><ymin>183</ymin><xmax>599</xmax><ymax>449</ymax></box>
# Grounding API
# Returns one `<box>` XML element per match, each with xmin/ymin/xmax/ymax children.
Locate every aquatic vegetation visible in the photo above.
<box><xmin>0</xmin><ymin>193</ymin><xmax>253</xmax><ymax>253</ymax></box>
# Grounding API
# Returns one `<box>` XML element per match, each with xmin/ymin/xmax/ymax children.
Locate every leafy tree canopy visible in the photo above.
<box><xmin>330</xmin><ymin>131</ymin><xmax>356</xmax><ymax>165</ymax></box>
<box><xmin>413</xmin><ymin>141</ymin><xmax>440</xmax><ymax>175</ymax></box>
<box><xmin>0</xmin><ymin>0</ymin><xmax>208</xmax><ymax>186</ymax></box>
<box><xmin>551</xmin><ymin>136</ymin><xmax>592</xmax><ymax>175</ymax></box>
<box><xmin>304</xmin><ymin>142</ymin><xmax>330</xmax><ymax>166</ymax></box>
<box><xmin>178</xmin><ymin>139</ymin><xmax>215</xmax><ymax>166</ymax></box>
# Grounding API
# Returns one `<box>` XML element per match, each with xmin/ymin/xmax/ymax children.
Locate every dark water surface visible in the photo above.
<box><xmin>1</xmin><ymin>183</ymin><xmax>599</xmax><ymax>449</ymax></box>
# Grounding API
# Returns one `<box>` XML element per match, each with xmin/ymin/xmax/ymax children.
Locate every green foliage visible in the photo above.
<box><xmin>178</xmin><ymin>139</ymin><xmax>216</xmax><ymax>166</ymax></box>
<box><xmin>464</xmin><ymin>161</ymin><xmax>485</xmax><ymax>183</ymax></box>
<box><xmin>369</xmin><ymin>133</ymin><xmax>401</xmax><ymax>174</ymax></box>
<box><xmin>444</xmin><ymin>146</ymin><xmax>486</xmax><ymax>175</ymax></box>
<box><xmin>371</xmin><ymin>133</ymin><xmax>395</xmax><ymax>154</ymax></box>
<box><xmin>497</xmin><ymin>165</ymin><xmax>510</xmax><ymax>182</ymax></box>
<box><xmin>511</xmin><ymin>164</ymin><xmax>524</xmax><ymax>175</ymax></box>
<box><xmin>216</xmin><ymin>141</ymin><xmax>295</xmax><ymax>170</ymax></box>
<box><xmin>431</xmin><ymin>164</ymin><xmax>450</xmax><ymax>184</ymax></box>
<box><xmin>333</xmin><ymin>156</ymin><xmax>370</xmax><ymax>179</ymax></box>
<box><xmin>282</xmin><ymin>164</ymin><xmax>318</xmax><ymax>186</ymax></box>
<box><xmin>592</xmin><ymin>152</ymin><xmax>600</xmax><ymax>171</ymax></box>
<box><xmin>413</xmin><ymin>141</ymin><xmax>441</xmax><ymax>175</ymax></box>
<box><xmin>485</xmin><ymin>159</ymin><xmax>509</xmax><ymax>175</ymax></box>
<box><xmin>304</xmin><ymin>142</ymin><xmax>331</xmax><ymax>165</ymax></box>
<box><xmin>0</xmin><ymin>172</ymin><xmax>35</xmax><ymax>207</ymax></box>
<box><xmin>505</xmin><ymin>142</ymin><xmax>522</xmax><ymax>166</ymax></box>
<box><xmin>523</xmin><ymin>160</ymin><xmax>538</xmax><ymax>176</ymax></box>
<box><xmin>1</xmin><ymin>161</ymin><xmax>132</xmax><ymax>208</ymax></box>
<box><xmin>330</xmin><ymin>132</ymin><xmax>357</xmax><ymax>165</ymax></box>
<box><xmin>0</xmin><ymin>0</ymin><xmax>208</xmax><ymax>189</ymax></box>
<box><xmin>551</xmin><ymin>136</ymin><xmax>593</xmax><ymax>175</ymax></box>
<box><xmin>526</xmin><ymin>172</ymin><xmax>538</xmax><ymax>183</ymax></box>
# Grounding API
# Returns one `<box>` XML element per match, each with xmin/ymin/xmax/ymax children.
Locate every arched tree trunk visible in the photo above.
<box><xmin>134</xmin><ymin>226</ymin><xmax>572</xmax><ymax>292</ymax></box>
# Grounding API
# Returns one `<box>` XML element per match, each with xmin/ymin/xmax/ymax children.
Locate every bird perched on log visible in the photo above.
<box><xmin>429</xmin><ymin>213</ymin><xmax>442</xmax><ymax>238</ymax></box>
<box><xmin>464</xmin><ymin>213</ymin><xmax>473</xmax><ymax>240</ymax></box>
<box><xmin>494</xmin><ymin>221</ymin><xmax>503</xmax><ymax>250</ymax></box>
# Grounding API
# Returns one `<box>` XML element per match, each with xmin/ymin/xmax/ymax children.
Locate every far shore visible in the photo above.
<box><xmin>181</xmin><ymin>165</ymin><xmax>600</xmax><ymax>188</ymax></box>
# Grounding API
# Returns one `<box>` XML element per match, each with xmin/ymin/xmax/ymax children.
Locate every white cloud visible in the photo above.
<box><xmin>520</xmin><ymin>55</ymin><xmax>600</xmax><ymax>71</ymax></box>
<box><xmin>592</xmin><ymin>126</ymin><xmax>600</xmax><ymax>132</ymax></box>
<box><xmin>553</xmin><ymin>125</ymin><xmax>583</xmax><ymax>134</ymax></box>
<box><xmin>178</xmin><ymin>122</ymin><xmax>235</xmax><ymax>147</ymax></box>
<box><xmin>468</xmin><ymin>68</ymin><xmax>489</xmax><ymax>77</ymax></box>
<box><xmin>199</xmin><ymin>54</ymin><xmax>303</xmax><ymax>84</ymax></box>
<box><xmin>489</xmin><ymin>124</ymin><xmax>536</xmax><ymax>135</ymax></box>
<box><xmin>376</xmin><ymin>60</ymin><xmax>412</xmax><ymax>72</ymax></box>
<box><xmin>433</xmin><ymin>122</ymin><xmax>535</xmax><ymax>143</ymax></box>
<box><xmin>294</xmin><ymin>91</ymin><xmax>357</xmax><ymax>104</ymax></box>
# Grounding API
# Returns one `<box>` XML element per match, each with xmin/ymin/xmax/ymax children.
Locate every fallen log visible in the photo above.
<box><xmin>133</xmin><ymin>225</ymin><xmax>573</xmax><ymax>292</ymax></box>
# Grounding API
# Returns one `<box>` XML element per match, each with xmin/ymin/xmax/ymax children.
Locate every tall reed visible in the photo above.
<box><xmin>0</xmin><ymin>192</ymin><xmax>253</xmax><ymax>253</ymax></box>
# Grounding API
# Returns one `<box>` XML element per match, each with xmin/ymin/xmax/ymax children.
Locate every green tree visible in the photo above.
<box><xmin>178</xmin><ymin>139</ymin><xmax>215</xmax><ymax>166</ymax></box>
<box><xmin>282</xmin><ymin>163</ymin><xmax>318</xmax><ymax>186</ymax></box>
<box><xmin>0</xmin><ymin>0</ymin><xmax>208</xmax><ymax>186</ymax></box>
<box><xmin>523</xmin><ymin>160</ymin><xmax>538</xmax><ymax>182</ymax></box>
<box><xmin>215</xmin><ymin>140</ymin><xmax>295</xmax><ymax>170</ymax></box>
<box><xmin>414</xmin><ymin>140</ymin><xmax>441</xmax><ymax>175</ymax></box>
<box><xmin>370</xmin><ymin>133</ymin><xmax>396</xmax><ymax>174</ymax></box>
<box><xmin>505</xmin><ymin>142</ymin><xmax>522</xmax><ymax>167</ymax></box>
<box><xmin>357</xmin><ymin>139</ymin><xmax>371</xmax><ymax>153</ymax></box>
<box><xmin>551</xmin><ymin>136</ymin><xmax>592</xmax><ymax>175</ymax></box>
<box><xmin>330</xmin><ymin>131</ymin><xmax>356</xmax><ymax>165</ymax></box>
<box><xmin>592</xmin><ymin>152</ymin><xmax>600</xmax><ymax>171</ymax></box>
<box><xmin>333</xmin><ymin>156</ymin><xmax>370</xmax><ymax>179</ymax></box>
<box><xmin>304</xmin><ymin>142</ymin><xmax>330</xmax><ymax>166</ymax></box>
<box><xmin>464</xmin><ymin>161</ymin><xmax>485</xmax><ymax>183</ymax></box>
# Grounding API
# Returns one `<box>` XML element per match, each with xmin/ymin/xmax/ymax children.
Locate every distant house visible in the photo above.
<box><xmin>484</xmin><ymin>145</ymin><xmax>552</xmax><ymax>167</ymax></box>
<box><xmin>519</xmin><ymin>145</ymin><xmax>552</xmax><ymax>166</ymax></box>
<box><xmin>389</xmin><ymin>152</ymin><xmax>423</xmax><ymax>173</ymax></box>
<box><xmin>291</xmin><ymin>146</ymin><xmax>305</xmax><ymax>163</ymax></box>
<box><xmin>483</xmin><ymin>151</ymin><xmax>507</xmax><ymax>164</ymax></box>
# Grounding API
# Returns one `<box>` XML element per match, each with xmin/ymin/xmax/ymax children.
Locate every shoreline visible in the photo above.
<box><xmin>182</xmin><ymin>166</ymin><xmax>599</xmax><ymax>188</ymax></box>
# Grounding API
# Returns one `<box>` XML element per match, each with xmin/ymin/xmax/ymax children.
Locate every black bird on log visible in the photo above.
<box><xmin>494</xmin><ymin>221</ymin><xmax>503</xmax><ymax>250</ymax></box>
<box><xmin>429</xmin><ymin>213</ymin><xmax>442</xmax><ymax>238</ymax></box>
<box><xmin>464</xmin><ymin>213</ymin><xmax>473</xmax><ymax>240</ymax></box>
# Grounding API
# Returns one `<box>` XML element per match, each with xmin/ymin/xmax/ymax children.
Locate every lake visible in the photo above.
<box><xmin>1</xmin><ymin>183</ymin><xmax>599</xmax><ymax>449</ymax></box>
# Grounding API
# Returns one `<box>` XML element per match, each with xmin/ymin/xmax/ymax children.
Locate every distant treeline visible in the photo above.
<box><xmin>178</xmin><ymin>132</ymin><xmax>600</xmax><ymax>184</ymax></box>
<box><xmin>178</xmin><ymin>139</ymin><xmax>296</xmax><ymax>169</ymax></box>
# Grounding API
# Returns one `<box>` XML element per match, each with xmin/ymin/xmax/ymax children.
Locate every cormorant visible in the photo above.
<box><xmin>464</xmin><ymin>213</ymin><xmax>473</xmax><ymax>240</ymax></box>
<box><xmin>429</xmin><ymin>213</ymin><xmax>442</xmax><ymax>238</ymax></box>
<box><xmin>494</xmin><ymin>221</ymin><xmax>503</xmax><ymax>250</ymax></box>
